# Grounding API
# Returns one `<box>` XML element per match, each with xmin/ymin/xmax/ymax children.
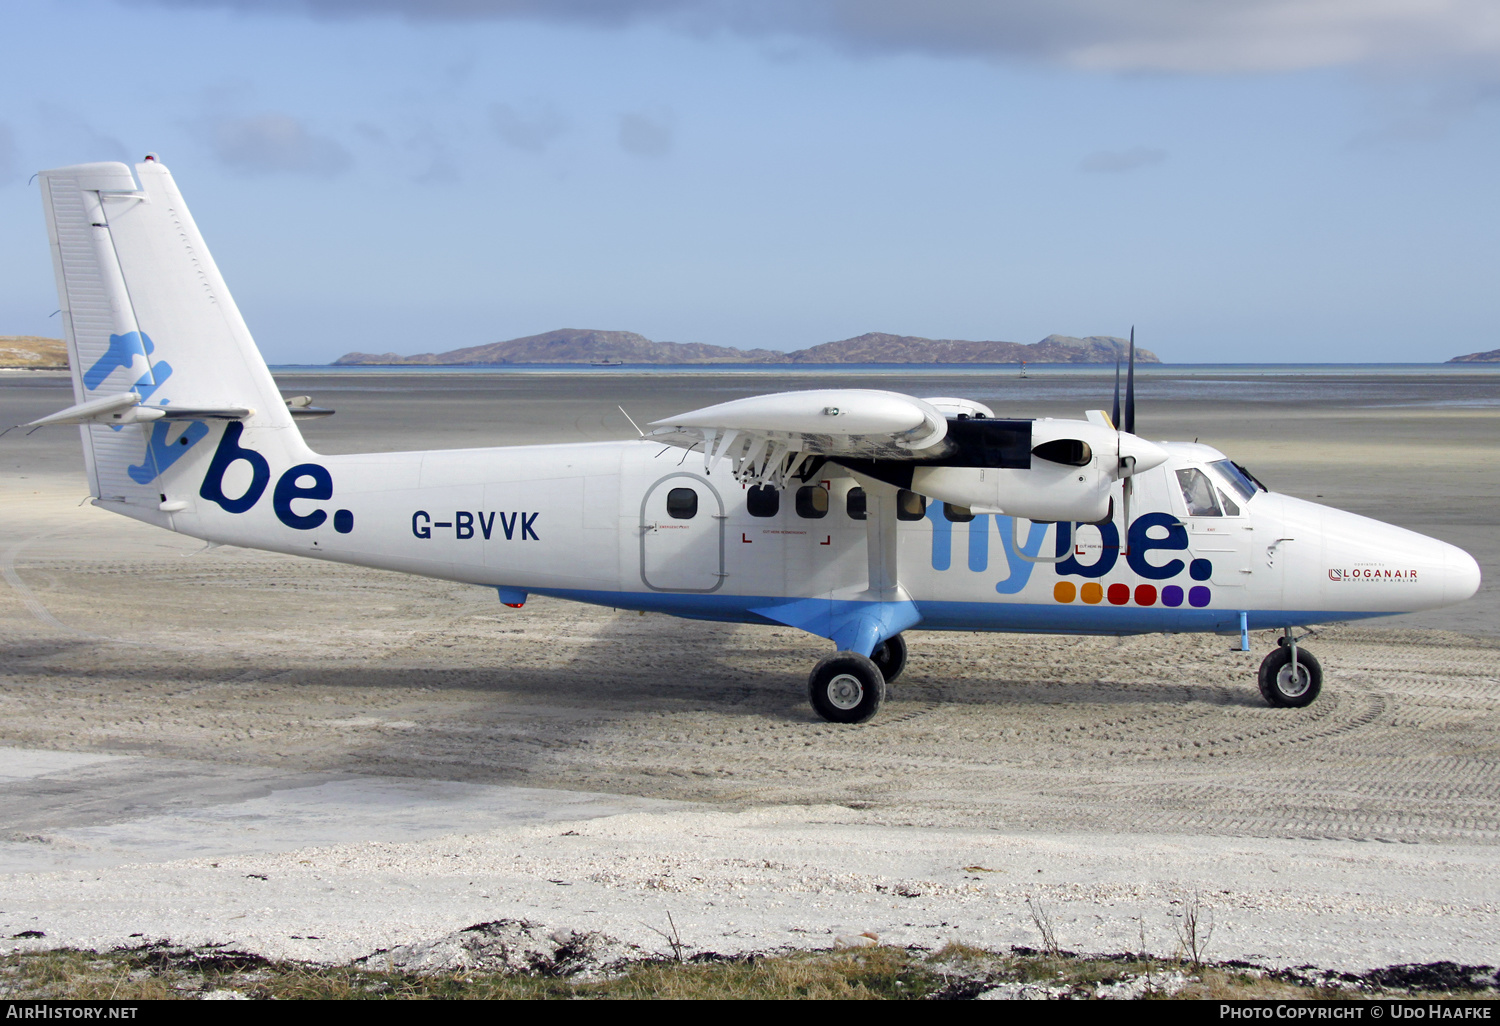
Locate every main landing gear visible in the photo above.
<box><xmin>809</xmin><ymin>651</ymin><xmax>886</xmax><ymax>724</ymax></box>
<box><xmin>807</xmin><ymin>632</ymin><xmax>908</xmax><ymax>724</ymax></box>
<box><xmin>1258</xmin><ymin>629</ymin><xmax>1323</xmax><ymax>708</ymax></box>
<box><xmin>810</xmin><ymin>633</ymin><xmax>912</xmax><ymax>720</ymax></box>
<box><xmin>808</xmin><ymin>631</ymin><xmax>908</xmax><ymax>724</ymax></box>
<box><xmin>870</xmin><ymin>633</ymin><xmax>907</xmax><ymax>683</ymax></box>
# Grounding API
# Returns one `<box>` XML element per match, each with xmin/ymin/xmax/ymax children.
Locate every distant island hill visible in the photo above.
<box><xmin>335</xmin><ymin>330</ymin><xmax>1162</xmax><ymax>366</ymax></box>
<box><xmin>8</xmin><ymin>328</ymin><xmax>1492</xmax><ymax>368</ymax></box>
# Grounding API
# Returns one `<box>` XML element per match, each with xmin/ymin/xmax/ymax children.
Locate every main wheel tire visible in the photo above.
<box><xmin>808</xmin><ymin>652</ymin><xmax>886</xmax><ymax>724</ymax></box>
<box><xmin>1257</xmin><ymin>646</ymin><xmax>1323</xmax><ymax>708</ymax></box>
<box><xmin>870</xmin><ymin>633</ymin><xmax>908</xmax><ymax>683</ymax></box>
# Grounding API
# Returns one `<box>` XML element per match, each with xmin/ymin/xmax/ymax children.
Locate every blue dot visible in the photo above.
<box><xmin>1189</xmin><ymin>558</ymin><xmax>1212</xmax><ymax>581</ymax></box>
<box><xmin>1189</xmin><ymin>586</ymin><xmax>1211</xmax><ymax>608</ymax></box>
<box><xmin>333</xmin><ymin>509</ymin><xmax>354</xmax><ymax>534</ymax></box>
<box><xmin>1162</xmin><ymin>585</ymin><xmax>1183</xmax><ymax>607</ymax></box>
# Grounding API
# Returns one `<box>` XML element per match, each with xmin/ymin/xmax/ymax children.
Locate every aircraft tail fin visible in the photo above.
<box><xmin>37</xmin><ymin>158</ymin><xmax>306</xmax><ymax>523</ymax></box>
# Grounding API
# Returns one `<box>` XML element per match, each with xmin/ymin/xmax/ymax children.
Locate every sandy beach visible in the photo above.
<box><xmin>2</xmin><ymin>366</ymin><xmax>1498</xmax><ymax>972</ymax></box>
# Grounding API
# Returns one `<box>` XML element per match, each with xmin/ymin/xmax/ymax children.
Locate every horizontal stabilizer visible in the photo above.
<box><xmin>284</xmin><ymin>395</ymin><xmax>335</xmax><ymax>419</ymax></box>
<box><xmin>26</xmin><ymin>396</ymin><xmax>254</xmax><ymax>428</ymax></box>
<box><xmin>25</xmin><ymin>392</ymin><xmax>142</xmax><ymax>428</ymax></box>
<box><xmin>152</xmin><ymin>405</ymin><xmax>255</xmax><ymax>420</ymax></box>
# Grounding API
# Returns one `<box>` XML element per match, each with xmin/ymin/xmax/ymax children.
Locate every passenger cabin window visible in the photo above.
<box><xmin>943</xmin><ymin>503</ymin><xmax>974</xmax><ymax>522</ymax></box>
<box><xmin>666</xmin><ymin>487</ymin><xmax>698</xmax><ymax>520</ymax></box>
<box><xmin>795</xmin><ymin>485</ymin><xmax>829</xmax><ymax>519</ymax></box>
<box><xmin>1175</xmin><ymin>468</ymin><xmax>1221</xmax><ymax>517</ymax></box>
<box><xmin>746</xmin><ymin>484</ymin><xmax>779</xmax><ymax>517</ymax></box>
<box><xmin>846</xmin><ymin>487</ymin><xmax>867</xmax><ymax>521</ymax></box>
<box><xmin>897</xmin><ymin>489</ymin><xmax>926</xmax><ymax>521</ymax></box>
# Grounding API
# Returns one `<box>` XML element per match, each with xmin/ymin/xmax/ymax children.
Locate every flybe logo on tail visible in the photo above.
<box><xmin>199</xmin><ymin>423</ymin><xmax>354</xmax><ymax>533</ymax></box>
<box><xmin>84</xmin><ymin>331</ymin><xmax>171</xmax><ymax>399</ymax></box>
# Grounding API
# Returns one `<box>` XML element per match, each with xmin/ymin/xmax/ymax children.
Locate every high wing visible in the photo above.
<box><xmin>647</xmin><ymin>389</ymin><xmax>949</xmax><ymax>486</ymax></box>
<box><xmin>649</xmin><ymin>387</ymin><xmax>1170</xmax><ymax>524</ymax></box>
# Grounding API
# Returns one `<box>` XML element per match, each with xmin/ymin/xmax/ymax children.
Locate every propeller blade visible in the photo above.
<box><xmin>1111</xmin><ymin>357</ymin><xmax>1121</xmax><ymax>430</ymax></box>
<box><xmin>1124</xmin><ymin>326</ymin><xmax>1137</xmax><ymax>435</ymax></box>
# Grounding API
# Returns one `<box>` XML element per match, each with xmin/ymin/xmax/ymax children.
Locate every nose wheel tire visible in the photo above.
<box><xmin>870</xmin><ymin>633</ymin><xmax>908</xmax><ymax>683</ymax></box>
<box><xmin>1257</xmin><ymin>646</ymin><xmax>1322</xmax><ymax>708</ymax></box>
<box><xmin>809</xmin><ymin>652</ymin><xmax>886</xmax><ymax>724</ymax></box>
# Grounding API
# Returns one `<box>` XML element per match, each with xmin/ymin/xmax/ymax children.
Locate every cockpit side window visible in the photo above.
<box><xmin>1176</xmin><ymin>467</ymin><xmax>1222</xmax><ymax>517</ymax></box>
<box><xmin>1210</xmin><ymin>459</ymin><xmax>1258</xmax><ymax>503</ymax></box>
<box><xmin>1218</xmin><ymin>489</ymin><xmax>1241</xmax><ymax>517</ymax></box>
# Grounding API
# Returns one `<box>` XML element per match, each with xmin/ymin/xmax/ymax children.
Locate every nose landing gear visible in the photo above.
<box><xmin>1258</xmin><ymin>628</ymin><xmax>1322</xmax><ymax>707</ymax></box>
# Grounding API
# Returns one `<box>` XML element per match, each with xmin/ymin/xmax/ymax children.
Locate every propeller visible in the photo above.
<box><xmin>1116</xmin><ymin>327</ymin><xmax>1138</xmax><ymax>540</ymax></box>
<box><xmin>1111</xmin><ymin>354</ymin><xmax>1121</xmax><ymax>432</ymax></box>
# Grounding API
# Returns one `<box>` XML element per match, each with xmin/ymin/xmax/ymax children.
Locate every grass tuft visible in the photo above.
<box><xmin>1</xmin><ymin>943</ymin><xmax>1494</xmax><ymax>1001</ymax></box>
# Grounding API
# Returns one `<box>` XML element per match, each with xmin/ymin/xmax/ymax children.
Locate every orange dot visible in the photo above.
<box><xmin>1053</xmin><ymin>581</ymin><xmax>1076</xmax><ymax>603</ymax></box>
<box><xmin>1080</xmin><ymin>582</ymin><xmax>1103</xmax><ymax>604</ymax></box>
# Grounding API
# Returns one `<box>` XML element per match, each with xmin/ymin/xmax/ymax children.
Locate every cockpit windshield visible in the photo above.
<box><xmin>1210</xmin><ymin>459</ymin><xmax>1260</xmax><ymax>503</ymax></box>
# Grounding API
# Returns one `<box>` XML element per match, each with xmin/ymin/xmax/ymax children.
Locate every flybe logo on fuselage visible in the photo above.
<box><xmin>1052</xmin><ymin>512</ymin><xmax>1215</xmax><ymax>609</ymax></box>
<box><xmin>199</xmin><ymin>422</ymin><xmax>354</xmax><ymax>533</ymax></box>
<box><xmin>925</xmin><ymin>507</ymin><xmax>1216</xmax><ymax>608</ymax></box>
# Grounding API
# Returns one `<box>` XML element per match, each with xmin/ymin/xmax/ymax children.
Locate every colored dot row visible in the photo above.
<box><xmin>1053</xmin><ymin>581</ymin><xmax>1212</xmax><ymax>608</ymax></box>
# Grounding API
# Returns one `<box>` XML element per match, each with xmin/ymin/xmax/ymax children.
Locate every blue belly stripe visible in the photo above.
<box><xmin>526</xmin><ymin>586</ymin><xmax>1395</xmax><ymax>636</ymax></box>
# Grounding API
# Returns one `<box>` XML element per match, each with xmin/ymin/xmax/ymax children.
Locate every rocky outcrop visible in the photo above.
<box><xmin>1449</xmin><ymin>348</ymin><xmax>1500</xmax><ymax>363</ymax></box>
<box><xmin>0</xmin><ymin>336</ymin><xmax>68</xmax><ymax>369</ymax></box>
<box><xmin>788</xmin><ymin>332</ymin><xmax>1157</xmax><ymax>364</ymax></box>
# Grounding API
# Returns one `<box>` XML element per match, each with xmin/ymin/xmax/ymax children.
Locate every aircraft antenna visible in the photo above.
<box><xmin>618</xmin><ymin>405</ymin><xmax>645</xmax><ymax>437</ymax></box>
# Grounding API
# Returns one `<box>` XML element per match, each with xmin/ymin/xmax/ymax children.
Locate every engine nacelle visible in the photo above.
<box><xmin>907</xmin><ymin>420</ymin><xmax>1167</xmax><ymax>523</ymax></box>
<box><xmin>911</xmin><ymin>462</ymin><xmax>1114</xmax><ymax>524</ymax></box>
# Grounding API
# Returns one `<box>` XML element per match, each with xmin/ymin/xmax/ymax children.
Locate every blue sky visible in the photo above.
<box><xmin>1</xmin><ymin>0</ymin><xmax>1497</xmax><ymax>363</ymax></box>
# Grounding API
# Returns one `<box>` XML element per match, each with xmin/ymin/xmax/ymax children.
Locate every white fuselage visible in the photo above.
<box><xmin>127</xmin><ymin>432</ymin><xmax>1480</xmax><ymax>639</ymax></box>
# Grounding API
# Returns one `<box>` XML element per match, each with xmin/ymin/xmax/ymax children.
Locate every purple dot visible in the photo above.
<box><xmin>1188</xmin><ymin>586</ymin><xmax>1211</xmax><ymax>608</ymax></box>
<box><xmin>1162</xmin><ymin>585</ymin><xmax>1183</xmax><ymax>607</ymax></box>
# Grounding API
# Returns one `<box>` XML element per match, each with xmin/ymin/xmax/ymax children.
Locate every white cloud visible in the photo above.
<box><xmin>0</xmin><ymin>124</ymin><xmax>17</xmax><ymax>185</ymax></box>
<box><xmin>618</xmin><ymin>111</ymin><xmax>673</xmax><ymax>157</ymax></box>
<box><xmin>489</xmin><ymin>101</ymin><xmax>570</xmax><ymax>152</ymax></box>
<box><xmin>209</xmin><ymin>114</ymin><xmax>353</xmax><ymax>176</ymax></box>
<box><xmin>1079</xmin><ymin>147</ymin><xmax>1167</xmax><ymax>173</ymax></box>
<box><xmin>136</xmin><ymin>0</ymin><xmax>1500</xmax><ymax>74</ymax></box>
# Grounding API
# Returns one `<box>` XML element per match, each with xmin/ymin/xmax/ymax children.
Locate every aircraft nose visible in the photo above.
<box><xmin>1444</xmin><ymin>544</ymin><xmax>1482</xmax><ymax>605</ymax></box>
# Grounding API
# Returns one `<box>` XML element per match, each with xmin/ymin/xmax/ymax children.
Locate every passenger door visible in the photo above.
<box><xmin>1174</xmin><ymin>466</ymin><xmax>1253</xmax><ymax>591</ymax></box>
<box><xmin>639</xmin><ymin>473</ymin><xmax>725</xmax><ymax>592</ymax></box>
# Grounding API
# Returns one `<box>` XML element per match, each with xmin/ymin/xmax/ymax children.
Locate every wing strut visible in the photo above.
<box><xmin>752</xmin><ymin>476</ymin><xmax>922</xmax><ymax>657</ymax></box>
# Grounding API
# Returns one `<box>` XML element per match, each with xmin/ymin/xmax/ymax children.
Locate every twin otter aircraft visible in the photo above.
<box><xmin>31</xmin><ymin>158</ymin><xmax>1482</xmax><ymax>723</ymax></box>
